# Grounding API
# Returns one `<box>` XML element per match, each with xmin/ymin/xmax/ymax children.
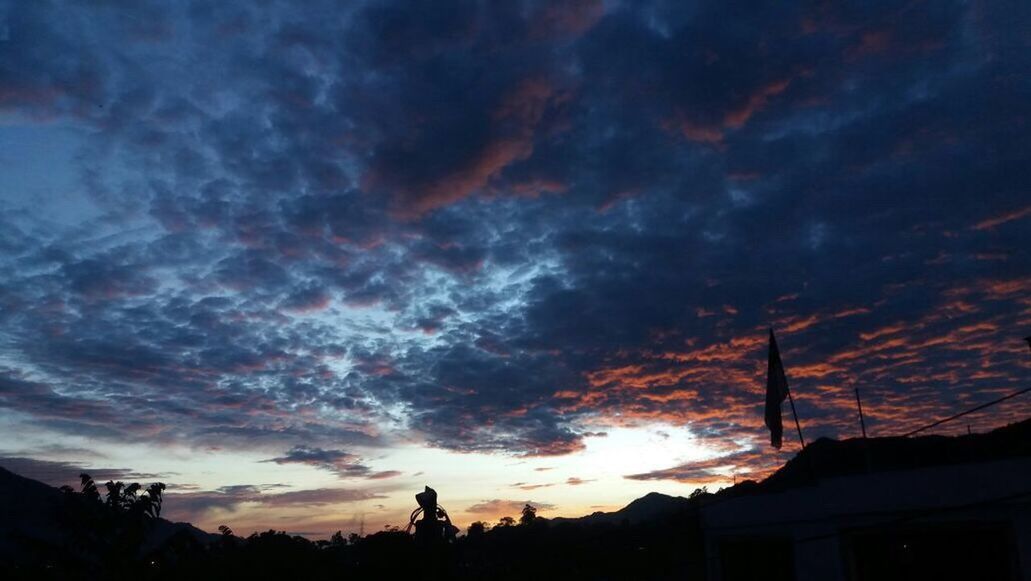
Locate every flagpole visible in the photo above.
<box><xmin>854</xmin><ymin>386</ymin><xmax>868</xmax><ymax>439</ymax></box>
<box><xmin>785</xmin><ymin>386</ymin><xmax>806</xmax><ymax>449</ymax></box>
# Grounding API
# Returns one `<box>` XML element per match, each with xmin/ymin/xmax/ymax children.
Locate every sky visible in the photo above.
<box><xmin>0</xmin><ymin>0</ymin><xmax>1029</xmax><ymax>538</ymax></box>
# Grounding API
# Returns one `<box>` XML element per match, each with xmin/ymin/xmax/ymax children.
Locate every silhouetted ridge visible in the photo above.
<box><xmin>551</xmin><ymin>491</ymin><xmax>693</xmax><ymax>526</ymax></box>
<box><xmin>0</xmin><ymin>465</ymin><xmax>67</xmax><ymax>557</ymax></box>
<box><xmin>754</xmin><ymin>417</ymin><xmax>1031</xmax><ymax>493</ymax></box>
<box><xmin>616</xmin><ymin>491</ymin><xmax>693</xmax><ymax>522</ymax></box>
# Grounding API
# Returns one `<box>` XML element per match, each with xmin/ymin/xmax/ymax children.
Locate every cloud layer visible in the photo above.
<box><xmin>0</xmin><ymin>0</ymin><xmax>1028</xmax><ymax>489</ymax></box>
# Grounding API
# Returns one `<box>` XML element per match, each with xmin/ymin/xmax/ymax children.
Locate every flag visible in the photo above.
<box><xmin>765</xmin><ymin>328</ymin><xmax>789</xmax><ymax>448</ymax></box>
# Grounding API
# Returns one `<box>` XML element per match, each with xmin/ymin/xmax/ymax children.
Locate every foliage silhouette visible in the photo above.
<box><xmin>689</xmin><ymin>486</ymin><xmax>709</xmax><ymax>499</ymax></box>
<box><xmin>330</xmin><ymin>530</ymin><xmax>345</xmax><ymax>546</ymax></box>
<box><xmin>11</xmin><ymin>473</ymin><xmax>169</xmax><ymax>579</ymax></box>
<box><xmin>467</xmin><ymin>520</ymin><xmax>488</xmax><ymax>537</ymax></box>
<box><xmin>519</xmin><ymin>503</ymin><xmax>537</xmax><ymax>525</ymax></box>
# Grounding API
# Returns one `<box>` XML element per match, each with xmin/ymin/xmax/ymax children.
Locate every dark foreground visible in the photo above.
<box><xmin>3</xmin><ymin>418</ymin><xmax>1029</xmax><ymax>580</ymax></box>
<box><xmin>0</xmin><ymin>483</ymin><xmax>703</xmax><ymax>580</ymax></box>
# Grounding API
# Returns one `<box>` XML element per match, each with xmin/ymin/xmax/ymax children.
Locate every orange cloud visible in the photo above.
<box><xmin>369</xmin><ymin>78</ymin><xmax>560</xmax><ymax>218</ymax></box>
<box><xmin>972</xmin><ymin>206</ymin><xmax>1031</xmax><ymax>230</ymax></box>
<box><xmin>723</xmin><ymin>78</ymin><xmax>792</xmax><ymax>128</ymax></box>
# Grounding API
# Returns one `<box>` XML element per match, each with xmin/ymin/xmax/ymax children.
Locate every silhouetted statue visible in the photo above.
<box><xmin>403</xmin><ymin>486</ymin><xmax>458</xmax><ymax>579</ymax></box>
<box><xmin>408</xmin><ymin>486</ymin><xmax>458</xmax><ymax>547</ymax></box>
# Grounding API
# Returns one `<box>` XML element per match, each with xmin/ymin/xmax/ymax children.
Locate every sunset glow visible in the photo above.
<box><xmin>1</xmin><ymin>0</ymin><xmax>1029</xmax><ymax>538</ymax></box>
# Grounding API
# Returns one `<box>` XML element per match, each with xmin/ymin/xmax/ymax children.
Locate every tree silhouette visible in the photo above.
<box><xmin>497</xmin><ymin>515</ymin><xmax>516</xmax><ymax>527</ymax></box>
<box><xmin>519</xmin><ymin>503</ymin><xmax>537</xmax><ymax>525</ymax></box>
<box><xmin>58</xmin><ymin>472</ymin><xmax>166</xmax><ymax>576</ymax></box>
<box><xmin>80</xmin><ymin>472</ymin><xmax>100</xmax><ymax>502</ymax></box>
<box><xmin>689</xmin><ymin>486</ymin><xmax>709</xmax><ymax>499</ymax></box>
<box><xmin>467</xmin><ymin>521</ymin><xmax>488</xmax><ymax>537</ymax></box>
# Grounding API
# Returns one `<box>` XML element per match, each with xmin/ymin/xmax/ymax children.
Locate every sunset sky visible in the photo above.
<box><xmin>0</xmin><ymin>0</ymin><xmax>1028</xmax><ymax>538</ymax></box>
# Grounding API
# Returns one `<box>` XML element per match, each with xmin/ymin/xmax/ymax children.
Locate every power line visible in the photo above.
<box><xmin>899</xmin><ymin>386</ymin><xmax>1031</xmax><ymax>438</ymax></box>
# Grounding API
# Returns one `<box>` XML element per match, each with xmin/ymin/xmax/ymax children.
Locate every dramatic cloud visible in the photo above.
<box><xmin>0</xmin><ymin>0</ymin><xmax>1028</xmax><ymax>496</ymax></box>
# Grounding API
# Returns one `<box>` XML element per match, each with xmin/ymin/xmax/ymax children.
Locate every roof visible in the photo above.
<box><xmin>725</xmin><ymin>416</ymin><xmax>1031</xmax><ymax>497</ymax></box>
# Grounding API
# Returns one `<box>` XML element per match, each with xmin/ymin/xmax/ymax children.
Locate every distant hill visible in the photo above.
<box><xmin>550</xmin><ymin>491</ymin><xmax>693</xmax><ymax>526</ymax></box>
<box><xmin>0</xmin><ymin>464</ymin><xmax>67</xmax><ymax>555</ymax></box>
<box><xmin>0</xmin><ymin>465</ymin><xmax>218</xmax><ymax>563</ymax></box>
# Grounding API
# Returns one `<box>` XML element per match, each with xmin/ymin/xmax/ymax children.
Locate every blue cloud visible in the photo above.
<box><xmin>0</xmin><ymin>0</ymin><xmax>1027</xmax><ymax>464</ymax></box>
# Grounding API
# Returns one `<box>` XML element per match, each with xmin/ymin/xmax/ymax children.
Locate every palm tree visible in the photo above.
<box><xmin>61</xmin><ymin>473</ymin><xmax>166</xmax><ymax>575</ymax></box>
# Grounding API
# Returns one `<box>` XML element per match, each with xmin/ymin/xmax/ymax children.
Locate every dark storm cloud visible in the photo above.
<box><xmin>0</xmin><ymin>0</ymin><xmax>1028</xmax><ymax>472</ymax></box>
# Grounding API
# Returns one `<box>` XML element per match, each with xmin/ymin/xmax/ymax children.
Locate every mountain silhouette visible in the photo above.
<box><xmin>551</xmin><ymin>491</ymin><xmax>693</xmax><ymax>526</ymax></box>
<box><xmin>0</xmin><ymin>465</ymin><xmax>217</xmax><ymax>565</ymax></box>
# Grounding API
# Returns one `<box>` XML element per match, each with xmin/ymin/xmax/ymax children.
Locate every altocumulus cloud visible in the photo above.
<box><xmin>0</xmin><ymin>0</ymin><xmax>1027</xmax><ymax>484</ymax></box>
